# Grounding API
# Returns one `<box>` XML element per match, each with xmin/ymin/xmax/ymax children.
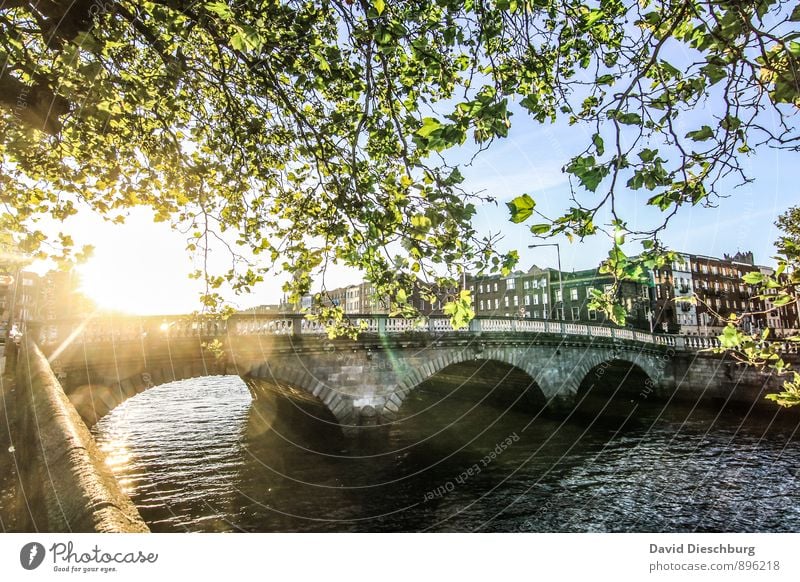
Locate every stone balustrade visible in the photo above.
<box><xmin>28</xmin><ymin>314</ymin><xmax>800</xmax><ymax>354</ymax></box>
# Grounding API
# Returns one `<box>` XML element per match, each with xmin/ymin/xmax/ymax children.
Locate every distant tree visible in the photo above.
<box><xmin>1</xmin><ymin>1</ymin><xmax>798</xmax><ymax>326</ymax></box>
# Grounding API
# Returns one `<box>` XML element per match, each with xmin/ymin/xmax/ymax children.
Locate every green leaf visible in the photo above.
<box><xmin>529</xmin><ymin>223</ymin><xmax>551</xmax><ymax>235</ymax></box>
<box><xmin>686</xmin><ymin>126</ymin><xmax>714</xmax><ymax>141</ymax></box>
<box><xmin>772</xmin><ymin>294</ymin><xmax>794</xmax><ymax>307</ymax></box>
<box><xmin>610</xmin><ymin>304</ymin><xmax>627</xmax><ymax>325</ymax></box>
<box><xmin>618</xmin><ymin>113</ymin><xmax>642</xmax><ymax>125</ymax></box>
<box><xmin>638</xmin><ymin>148</ymin><xmax>658</xmax><ymax>162</ymax></box>
<box><xmin>565</xmin><ymin>155</ymin><xmax>608</xmax><ymax>192</ymax></box>
<box><xmin>416</xmin><ymin>117</ymin><xmax>441</xmax><ymax>138</ymax></box>
<box><xmin>411</xmin><ymin>214</ymin><xmax>432</xmax><ymax>229</ymax></box>
<box><xmin>592</xmin><ymin>133</ymin><xmax>604</xmax><ymax>156</ymax></box>
<box><xmin>373</xmin><ymin>0</ymin><xmax>386</xmax><ymax>15</ymax></box>
<box><xmin>205</xmin><ymin>2</ymin><xmax>234</xmax><ymax>20</ymax></box>
<box><xmin>700</xmin><ymin>63</ymin><xmax>727</xmax><ymax>85</ymax></box>
<box><xmin>741</xmin><ymin>271</ymin><xmax>765</xmax><ymax>284</ymax></box>
<box><xmin>506</xmin><ymin>194</ymin><xmax>536</xmax><ymax>223</ymax></box>
<box><xmin>720</xmin><ymin>115</ymin><xmax>741</xmax><ymax>131</ymax></box>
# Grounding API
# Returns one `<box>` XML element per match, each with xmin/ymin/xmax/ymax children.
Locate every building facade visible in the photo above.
<box><xmin>468</xmin><ymin>265</ymin><xmax>652</xmax><ymax>330</ymax></box>
<box><xmin>650</xmin><ymin>250</ymin><xmax>772</xmax><ymax>335</ymax></box>
<box><xmin>759</xmin><ymin>265</ymin><xmax>800</xmax><ymax>337</ymax></box>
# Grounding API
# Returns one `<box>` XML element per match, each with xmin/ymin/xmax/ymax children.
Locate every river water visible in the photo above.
<box><xmin>92</xmin><ymin>375</ymin><xmax>800</xmax><ymax>532</ymax></box>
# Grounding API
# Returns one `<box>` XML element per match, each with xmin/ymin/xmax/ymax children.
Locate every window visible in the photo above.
<box><xmin>524</xmin><ymin>295</ymin><xmax>530</xmax><ymax>306</ymax></box>
<box><xmin>513</xmin><ymin>296</ymin><xmax>518</xmax><ymax>306</ymax></box>
<box><xmin>533</xmin><ymin>295</ymin><xmax>539</xmax><ymax>305</ymax></box>
<box><xmin>507</xmin><ymin>278</ymin><xmax>516</xmax><ymax>290</ymax></box>
<box><xmin>542</xmin><ymin>292</ymin><xmax>548</xmax><ymax>304</ymax></box>
<box><xmin>479</xmin><ymin>284</ymin><xmax>483</xmax><ymax>294</ymax></box>
<box><xmin>570</xmin><ymin>288</ymin><xmax>578</xmax><ymax>301</ymax></box>
<box><xmin>555</xmin><ymin>289</ymin><xmax>563</xmax><ymax>302</ymax></box>
<box><xmin>589</xmin><ymin>309</ymin><xmax>597</xmax><ymax>320</ymax></box>
<box><xmin>523</xmin><ymin>280</ymin><xmax>529</xmax><ymax>290</ymax></box>
<box><xmin>494</xmin><ymin>298</ymin><xmax>499</xmax><ymax>309</ymax></box>
<box><xmin>504</xmin><ymin>296</ymin><xmax>509</xmax><ymax>307</ymax></box>
<box><xmin>557</xmin><ymin>308</ymin><xmax>564</xmax><ymax>320</ymax></box>
<box><xmin>571</xmin><ymin>307</ymin><xmax>580</xmax><ymax>320</ymax></box>
<box><xmin>493</xmin><ymin>282</ymin><xmax>498</xmax><ymax>292</ymax></box>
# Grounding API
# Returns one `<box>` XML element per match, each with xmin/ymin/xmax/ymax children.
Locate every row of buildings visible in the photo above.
<box><xmin>281</xmin><ymin>250</ymin><xmax>798</xmax><ymax>337</ymax></box>
<box><xmin>1</xmin><ymin>269</ymin><xmax>94</xmax><ymax>339</ymax></box>
<box><xmin>4</xmin><ymin>249</ymin><xmax>798</xmax><ymax>339</ymax></box>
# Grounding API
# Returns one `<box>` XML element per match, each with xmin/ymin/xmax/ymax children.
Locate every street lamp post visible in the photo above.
<box><xmin>529</xmin><ymin>243</ymin><xmax>563</xmax><ymax>320</ymax></box>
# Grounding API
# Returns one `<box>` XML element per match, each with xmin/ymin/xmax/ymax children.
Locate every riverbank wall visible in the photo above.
<box><xmin>10</xmin><ymin>339</ymin><xmax>148</xmax><ymax>532</ymax></box>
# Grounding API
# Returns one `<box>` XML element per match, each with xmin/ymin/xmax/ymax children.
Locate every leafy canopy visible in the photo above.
<box><xmin>1</xmin><ymin>0</ymin><xmax>798</xmax><ymax>324</ymax></box>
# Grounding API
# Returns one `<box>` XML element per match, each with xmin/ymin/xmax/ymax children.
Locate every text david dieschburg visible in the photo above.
<box><xmin>650</xmin><ymin>543</ymin><xmax>755</xmax><ymax>557</ymax></box>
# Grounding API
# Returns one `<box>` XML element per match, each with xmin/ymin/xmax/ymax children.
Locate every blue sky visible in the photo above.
<box><xmin>461</xmin><ymin>110</ymin><xmax>799</xmax><ymax>274</ymax></box>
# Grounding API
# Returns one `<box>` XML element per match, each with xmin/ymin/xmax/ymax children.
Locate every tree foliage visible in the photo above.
<box><xmin>713</xmin><ymin>206</ymin><xmax>800</xmax><ymax>407</ymax></box>
<box><xmin>1</xmin><ymin>0</ymin><xmax>798</xmax><ymax>322</ymax></box>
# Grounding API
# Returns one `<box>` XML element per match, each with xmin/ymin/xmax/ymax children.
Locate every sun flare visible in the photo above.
<box><xmin>73</xmin><ymin>211</ymin><xmax>203</xmax><ymax>315</ymax></box>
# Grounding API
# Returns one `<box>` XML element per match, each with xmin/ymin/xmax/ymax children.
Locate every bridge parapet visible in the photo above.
<box><xmin>34</xmin><ymin>313</ymin><xmax>675</xmax><ymax>346</ymax></box>
<box><xmin>30</xmin><ymin>314</ymin><xmax>800</xmax><ymax>357</ymax></box>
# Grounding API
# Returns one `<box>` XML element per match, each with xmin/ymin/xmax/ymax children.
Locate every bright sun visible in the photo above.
<box><xmin>73</xmin><ymin>210</ymin><xmax>203</xmax><ymax>315</ymax></box>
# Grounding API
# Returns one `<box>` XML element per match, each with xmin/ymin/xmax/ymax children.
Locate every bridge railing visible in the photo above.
<box><xmin>683</xmin><ymin>335</ymin><xmax>721</xmax><ymax>349</ymax></box>
<box><xmin>32</xmin><ymin>313</ymin><xmax>799</xmax><ymax>352</ymax></box>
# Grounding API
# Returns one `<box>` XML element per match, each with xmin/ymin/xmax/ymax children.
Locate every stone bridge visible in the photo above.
<box><xmin>27</xmin><ymin>314</ymin><xmax>795</xmax><ymax>431</ymax></box>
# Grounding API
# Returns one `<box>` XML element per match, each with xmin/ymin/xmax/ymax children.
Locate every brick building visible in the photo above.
<box><xmin>467</xmin><ymin>265</ymin><xmax>652</xmax><ymax>330</ymax></box>
<box><xmin>760</xmin><ymin>265</ymin><xmax>800</xmax><ymax>337</ymax></box>
<box><xmin>1</xmin><ymin>270</ymin><xmax>40</xmax><ymax>337</ymax></box>
<box><xmin>650</xmin><ymin>250</ymin><xmax>773</xmax><ymax>335</ymax></box>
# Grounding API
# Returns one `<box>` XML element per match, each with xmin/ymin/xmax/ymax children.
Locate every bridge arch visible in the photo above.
<box><xmin>245</xmin><ymin>361</ymin><xmax>355</xmax><ymax>425</ymax></box>
<box><xmin>64</xmin><ymin>359</ymin><xmax>354</xmax><ymax>429</ymax></box>
<box><xmin>382</xmin><ymin>346</ymin><xmax>550</xmax><ymax>419</ymax></box>
<box><xmin>571</xmin><ymin>350</ymin><xmax>666</xmax><ymax>402</ymax></box>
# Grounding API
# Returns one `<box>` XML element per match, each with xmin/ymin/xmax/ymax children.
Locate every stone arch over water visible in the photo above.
<box><xmin>383</xmin><ymin>349</ymin><xmax>549</xmax><ymax>421</ymax></box>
